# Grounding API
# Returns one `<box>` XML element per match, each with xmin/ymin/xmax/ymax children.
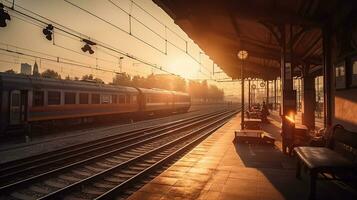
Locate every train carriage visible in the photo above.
<box><xmin>0</xmin><ymin>73</ymin><xmax>191</xmax><ymax>135</ymax></box>
<box><xmin>0</xmin><ymin>73</ymin><xmax>140</xmax><ymax>134</ymax></box>
<box><xmin>172</xmin><ymin>91</ymin><xmax>191</xmax><ymax>113</ymax></box>
<box><xmin>139</xmin><ymin>88</ymin><xmax>174</xmax><ymax>113</ymax></box>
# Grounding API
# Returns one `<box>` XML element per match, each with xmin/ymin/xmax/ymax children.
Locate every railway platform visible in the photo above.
<box><xmin>128</xmin><ymin>113</ymin><xmax>355</xmax><ymax>200</ymax></box>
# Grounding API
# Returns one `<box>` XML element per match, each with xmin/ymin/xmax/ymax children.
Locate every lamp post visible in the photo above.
<box><xmin>238</xmin><ymin>50</ymin><xmax>248</xmax><ymax>130</ymax></box>
<box><xmin>119</xmin><ymin>57</ymin><xmax>124</xmax><ymax>73</ymax></box>
<box><xmin>248</xmin><ymin>78</ymin><xmax>251</xmax><ymax>111</ymax></box>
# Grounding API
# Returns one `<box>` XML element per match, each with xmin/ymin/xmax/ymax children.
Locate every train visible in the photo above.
<box><xmin>0</xmin><ymin>73</ymin><xmax>191</xmax><ymax>135</ymax></box>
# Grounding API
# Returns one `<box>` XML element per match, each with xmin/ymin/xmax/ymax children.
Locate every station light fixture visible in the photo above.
<box><xmin>0</xmin><ymin>3</ymin><xmax>11</xmax><ymax>28</ymax></box>
<box><xmin>42</xmin><ymin>24</ymin><xmax>54</xmax><ymax>41</ymax></box>
<box><xmin>237</xmin><ymin>49</ymin><xmax>248</xmax><ymax>130</ymax></box>
<box><xmin>81</xmin><ymin>39</ymin><xmax>96</xmax><ymax>54</ymax></box>
<box><xmin>237</xmin><ymin>50</ymin><xmax>248</xmax><ymax>60</ymax></box>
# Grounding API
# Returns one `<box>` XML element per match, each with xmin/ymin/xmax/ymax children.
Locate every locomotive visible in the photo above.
<box><xmin>0</xmin><ymin>73</ymin><xmax>191</xmax><ymax>135</ymax></box>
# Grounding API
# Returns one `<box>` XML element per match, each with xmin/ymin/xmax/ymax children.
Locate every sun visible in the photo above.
<box><xmin>166</xmin><ymin>56</ymin><xmax>200</xmax><ymax>79</ymax></box>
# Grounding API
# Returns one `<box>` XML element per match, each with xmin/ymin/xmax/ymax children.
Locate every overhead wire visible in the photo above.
<box><xmin>2</xmin><ymin>0</ymin><xmax>218</xmax><ymax>81</ymax></box>
<box><xmin>64</xmin><ymin>0</ymin><xmax>166</xmax><ymax>54</ymax></box>
<box><xmin>2</xmin><ymin>2</ymin><xmax>179</xmax><ymax>77</ymax></box>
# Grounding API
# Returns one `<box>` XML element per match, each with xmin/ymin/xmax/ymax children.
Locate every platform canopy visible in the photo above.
<box><xmin>154</xmin><ymin>0</ymin><xmax>354</xmax><ymax>80</ymax></box>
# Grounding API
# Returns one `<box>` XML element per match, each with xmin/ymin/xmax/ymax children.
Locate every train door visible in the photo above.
<box><xmin>9</xmin><ymin>90</ymin><xmax>27</xmax><ymax>125</ymax></box>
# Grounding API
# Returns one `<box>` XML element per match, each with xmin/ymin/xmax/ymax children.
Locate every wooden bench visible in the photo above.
<box><xmin>243</xmin><ymin>118</ymin><xmax>262</xmax><ymax>130</ymax></box>
<box><xmin>294</xmin><ymin>125</ymin><xmax>357</xmax><ymax>200</ymax></box>
<box><xmin>235</xmin><ymin>129</ymin><xmax>264</xmax><ymax>143</ymax></box>
<box><xmin>234</xmin><ymin>129</ymin><xmax>275</xmax><ymax>144</ymax></box>
<box><xmin>246</xmin><ymin>110</ymin><xmax>261</xmax><ymax>119</ymax></box>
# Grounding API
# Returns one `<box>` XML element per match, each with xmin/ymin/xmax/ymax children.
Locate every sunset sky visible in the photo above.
<box><xmin>0</xmin><ymin>0</ymin><xmax>242</xmax><ymax>96</ymax></box>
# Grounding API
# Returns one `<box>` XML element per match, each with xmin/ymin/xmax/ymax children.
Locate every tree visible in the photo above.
<box><xmin>172</xmin><ymin>76</ymin><xmax>187</xmax><ymax>92</ymax></box>
<box><xmin>93</xmin><ymin>78</ymin><xmax>104</xmax><ymax>84</ymax></box>
<box><xmin>188</xmin><ymin>80</ymin><xmax>224</xmax><ymax>102</ymax></box>
<box><xmin>201</xmin><ymin>80</ymin><xmax>208</xmax><ymax>102</ymax></box>
<box><xmin>4</xmin><ymin>69</ymin><xmax>17</xmax><ymax>74</ymax></box>
<box><xmin>81</xmin><ymin>74</ymin><xmax>104</xmax><ymax>84</ymax></box>
<box><xmin>132</xmin><ymin>75</ymin><xmax>146</xmax><ymax>87</ymax></box>
<box><xmin>81</xmin><ymin>74</ymin><xmax>94</xmax><ymax>81</ymax></box>
<box><xmin>145</xmin><ymin>73</ymin><xmax>158</xmax><ymax>88</ymax></box>
<box><xmin>41</xmin><ymin>69</ymin><xmax>61</xmax><ymax>79</ymax></box>
<box><xmin>112</xmin><ymin>72</ymin><xmax>132</xmax><ymax>86</ymax></box>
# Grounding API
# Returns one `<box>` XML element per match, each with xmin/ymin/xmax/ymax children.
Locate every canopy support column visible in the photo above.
<box><xmin>281</xmin><ymin>24</ymin><xmax>295</xmax><ymax>154</ymax></box>
<box><xmin>302</xmin><ymin>65</ymin><xmax>316</xmax><ymax>130</ymax></box>
<box><xmin>322</xmin><ymin>25</ymin><xmax>332</xmax><ymax>127</ymax></box>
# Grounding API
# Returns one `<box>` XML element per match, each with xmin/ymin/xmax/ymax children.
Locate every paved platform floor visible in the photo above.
<box><xmin>128</xmin><ymin>114</ymin><xmax>356</xmax><ymax>200</ymax></box>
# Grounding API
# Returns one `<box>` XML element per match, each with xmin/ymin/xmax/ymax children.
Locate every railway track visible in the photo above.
<box><xmin>0</xmin><ymin>108</ymin><xmax>238</xmax><ymax>200</ymax></box>
<box><xmin>0</xmin><ymin>109</ymin><xmax>228</xmax><ymax>182</ymax></box>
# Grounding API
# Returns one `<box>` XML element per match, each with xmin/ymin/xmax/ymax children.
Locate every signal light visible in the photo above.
<box><xmin>81</xmin><ymin>44</ymin><xmax>94</xmax><ymax>54</ymax></box>
<box><xmin>81</xmin><ymin>39</ymin><xmax>96</xmax><ymax>54</ymax></box>
<box><xmin>42</xmin><ymin>24</ymin><xmax>54</xmax><ymax>41</ymax></box>
<box><xmin>0</xmin><ymin>3</ymin><xmax>11</xmax><ymax>28</ymax></box>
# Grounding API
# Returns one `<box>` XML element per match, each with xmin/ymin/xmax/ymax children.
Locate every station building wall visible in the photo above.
<box><xmin>332</xmin><ymin>28</ymin><xmax>357</xmax><ymax>132</ymax></box>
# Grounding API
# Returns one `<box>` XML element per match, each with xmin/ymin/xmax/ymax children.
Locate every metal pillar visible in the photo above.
<box><xmin>302</xmin><ymin>67</ymin><xmax>316</xmax><ymax>130</ymax></box>
<box><xmin>274</xmin><ymin>79</ymin><xmax>277</xmax><ymax>110</ymax></box>
<box><xmin>323</xmin><ymin>25</ymin><xmax>332</xmax><ymax>127</ymax></box>
<box><xmin>248</xmin><ymin>79</ymin><xmax>251</xmax><ymax>111</ymax></box>
<box><xmin>266</xmin><ymin>80</ymin><xmax>269</xmax><ymax>107</ymax></box>
<box><xmin>241</xmin><ymin>67</ymin><xmax>245</xmax><ymax>130</ymax></box>
<box><xmin>281</xmin><ymin>24</ymin><xmax>295</xmax><ymax>154</ymax></box>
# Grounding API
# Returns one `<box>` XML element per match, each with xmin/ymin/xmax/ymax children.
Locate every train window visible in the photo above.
<box><xmin>48</xmin><ymin>91</ymin><xmax>61</xmax><ymax>105</ymax></box>
<box><xmin>118</xmin><ymin>95</ymin><xmax>125</xmax><ymax>104</ymax></box>
<box><xmin>79</xmin><ymin>93</ymin><xmax>89</xmax><ymax>104</ymax></box>
<box><xmin>65</xmin><ymin>92</ymin><xmax>76</xmax><ymax>104</ymax></box>
<box><xmin>91</xmin><ymin>94</ymin><xmax>100</xmax><ymax>104</ymax></box>
<box><xmin>11</xmin><ymin>93</ymin><xmax>20</xmax><ymax>107</ymax></box>
<box><xmin>33</xmin><ymin>91</ymin><xmax>44</xmax><ymax>107</ymax></box>
<box><xmin>132</xmin><ymin>95</ymin><xmax>137</xmax><ymax>103</ymax></box>
<box><xmin>126</xmin><ymin>95</ymin><xmax>131</xmax><ymax>104</ymax></box>
<box><xmin>101</xmin><ymin>94</ymin><xmax>110</xmax><ymax>104</ymax></box>
<box><xmin>112</xmin><ymin>95</ymin><xmax>117</xmax><ymax>104</ymax></box>
<box><xmin>352</xmin><ymin>59</ymin><xmax>357</xmax><ymax>86</ymax></box>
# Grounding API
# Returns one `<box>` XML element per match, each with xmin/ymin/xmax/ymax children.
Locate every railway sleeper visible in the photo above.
<box><xmin>93</xmin><ymin>180</ymin><xmax>117</xmax><ymax>189</ymax></box>
<box><xmin>103</xmin><ymin>176</ymin><xmax>127</xmax><ymax>183</ymax></box>
<box><xmin>59</xmin><ymin>174</ymin><xmax>83</xmax><ymax>182</ymax></box>
<box><xmin>44</xmin><ymin>178</ymin><xmax>68</xmax><ymax>188</ymax></box>
<box><xmin>119</xmin><ymin>169</ymin><xmax>141</xmax><ymax>175</ymax></box>
<box><xmin>96</xmin><ymin>161</ymin><xmax>116</xmax><ymax>168</ymax></box>
<box><xmin>84</xmin><ymin>164</ymin><xmax>108</xmax><ymax>172</ymax></box>
<box><xmin>71</xmin><ymin>169</ymin><xmax>94</xmax><ymax>177</ymax></box>
<box><xmin>81</xmin><ymin>185</ymin><xmax>107</xmax><ymax>195</ymax></box>
<box><xmin>105</xmin><ymin>157</ymin><xmax>125</xmax><ymax>164</ymax></box>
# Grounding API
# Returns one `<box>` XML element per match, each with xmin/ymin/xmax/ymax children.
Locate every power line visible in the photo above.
<box><xmin>64</xmin><ymin>0</ymin><xmax>166</xmax><ymax>54</ymax></box>
<box><xmin>2</xmin><ymin>0</ymin><xmax>219</xmax><ymax>82</ymax></box>
<box><xmin>0</xmin><ymin>47</ymin><xmax>117</xmax><ymax>74</ymax></box>
<box><xmin>2</xmin><ymin>2</ymin><xmax>179</xmax><ymax>77</ymax></box>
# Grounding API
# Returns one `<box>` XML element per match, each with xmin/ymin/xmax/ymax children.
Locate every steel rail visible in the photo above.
<box><xmin>0</xmin><ymin>109</ymin><xmax>237</xmax><ymax>196</ymax></box>
<box><xmin>0</xmin><ymin>109</ymin><xmax>225</xmax><ymax>180</ymax></box>
<box><xmin>39</xmin><ymin>110</ymin><xmax>238</xmax><ymax>199</ymax></box>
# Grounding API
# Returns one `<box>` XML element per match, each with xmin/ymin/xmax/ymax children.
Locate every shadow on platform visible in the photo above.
<box><xmin>233</xmin><ymin>139</ymin><xmax>356</xmax><ymax>200</ymax></box>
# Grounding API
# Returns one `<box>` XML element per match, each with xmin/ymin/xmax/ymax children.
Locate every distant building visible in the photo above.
<box><xmin>33</xmin><ymin>62</ymin><xmax>40</xmax><ymax>76</ymax></box>
<box><xmin>20</xmin><ymin>63</ymin><xmax>32</xmax><ymax>75</ymax></box>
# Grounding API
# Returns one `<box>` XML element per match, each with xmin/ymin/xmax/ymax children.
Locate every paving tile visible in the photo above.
<box><xmin>127</xmin><ymin>191</ymin><xmax>163</xmax><ymax>200</ymax></box>
<box><xmin>151</xmin><ymin>176</ymin><xmax>179</xmax><ymax>186</ymax></box>
<box><xmin>128</xmin><ymin>114</ymin><xmax>355</xmax><ymax>200</ymax></box>
<box><xmin>139</xmin><ymin>183</ymin><xmax>172</xmax><ymax>194</ymax></box>
<box><xmin>208</xmin><ymin>182</ymin><xmax>225</xmax><ymax>192</ymax></box>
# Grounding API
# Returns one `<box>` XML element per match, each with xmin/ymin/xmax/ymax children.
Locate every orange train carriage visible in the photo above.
<box><xmin>0</xmin><ymin>73</ymin><xmax>191</xmax><ymax>135</ymax></box>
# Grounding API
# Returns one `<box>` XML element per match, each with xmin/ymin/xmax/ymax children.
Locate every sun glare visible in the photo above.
<box><xmin>167</xmin><ymin>57</ymin><xmax>200</xmax><ymax>79</ymax></box>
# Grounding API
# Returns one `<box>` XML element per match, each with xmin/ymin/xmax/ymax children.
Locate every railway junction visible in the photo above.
<box><xmin>1</xmin><ymin>0</ymin><xmax>357</xmax><ymax>200</ymax></box>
